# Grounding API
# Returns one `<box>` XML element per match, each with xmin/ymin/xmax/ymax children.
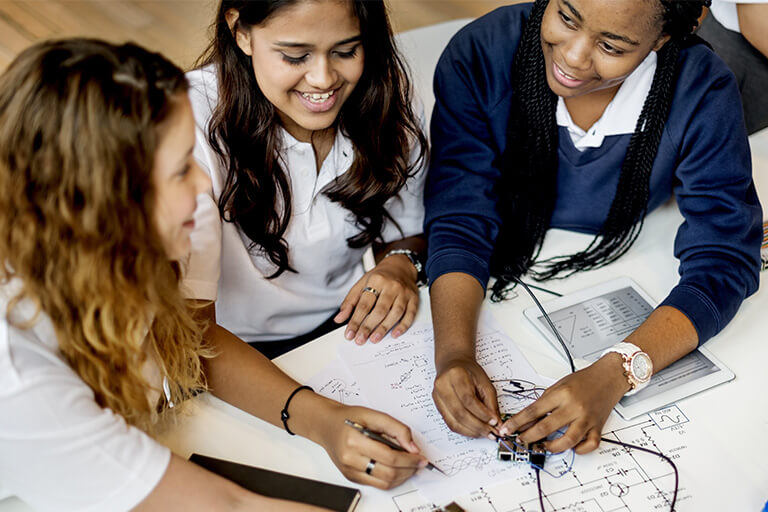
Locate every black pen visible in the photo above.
<box><xmin>344</xmin><ymin>419</ymin><xmax>447</xmax><ymax>476</ymax></box>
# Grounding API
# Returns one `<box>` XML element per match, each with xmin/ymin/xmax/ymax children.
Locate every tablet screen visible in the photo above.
<box><xmin>535</xmin><ymin>286</ymin><xmax>654</xmax><ymax>361</ymax></box>
<box><xmin>525</xmin><ymin>277</ymin><xmax>734</xmax><ymax>419</ymax></box>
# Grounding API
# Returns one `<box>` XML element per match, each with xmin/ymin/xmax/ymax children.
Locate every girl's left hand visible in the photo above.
<box><xmin>498</xmin><ymin>354</ymin><xmax>630</xmax><ymax>454</ymax></box>
<box><xmin>334</xmin><ymin>254</ymin><xmax>419</xmax><ymax>344</ymax></box>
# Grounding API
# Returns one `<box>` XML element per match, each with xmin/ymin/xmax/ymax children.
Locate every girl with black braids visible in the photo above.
<box><xmin>184</xmin><ymin>0</ymin><xmax>428</xmax><ymax>359</ymax></box>
<box><xmin>425</xmin><ymin>0</ymin><xmax>761</xmax><ymax>453</ymax></box>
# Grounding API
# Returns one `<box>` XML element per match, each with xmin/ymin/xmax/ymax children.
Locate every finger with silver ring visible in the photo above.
<box><xmin>365</xmin><ymin>459</ymin><xmax>376</xmax><ymax>475</ymax></box>
<box><xmin>362</xmin><ymin>286</ymin><xmax>380</xmax><ymax>298</ymax></box>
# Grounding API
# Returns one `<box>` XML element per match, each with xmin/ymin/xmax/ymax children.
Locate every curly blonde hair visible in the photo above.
<box><xmin>0</xmin><ymin>39</ymin><xmax>211</xmax><ymax>434</ymax></box>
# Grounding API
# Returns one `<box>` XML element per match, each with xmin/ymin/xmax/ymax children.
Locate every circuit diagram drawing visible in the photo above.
<box><xmin>389</xmin><ymin>404</ymin><xmax>701</xmax><ymax>512</ymax></box>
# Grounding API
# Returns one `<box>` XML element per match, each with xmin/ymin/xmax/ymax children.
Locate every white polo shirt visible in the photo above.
<box><xmin>709</xmin><ymin>0</ymin><xmax>766</xmax><ymax>33</ymax></box>
<box><xmin>0</xmin><ymin>281</ymin><xmax>170</xmax><ymax>512</ymax></box>
<box><xmin>183</xmin><ymin>66</ymin><xmax>427</xmax><ymax>342</ymax></box>
<box><xmin>556</xmin><ymin>51</ymin><xmax>656</xmax><ymax>150</ymax></box>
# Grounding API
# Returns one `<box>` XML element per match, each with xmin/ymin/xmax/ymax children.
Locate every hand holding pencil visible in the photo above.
<box><xmin>344</xmin><ymin>419</ymin><xmax>447</xmax><ymax>475</ymax></box>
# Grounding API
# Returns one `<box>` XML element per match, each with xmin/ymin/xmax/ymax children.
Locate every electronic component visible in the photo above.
<box><xmin>496</xmin><ymin>431</ymin><xmax>547</xmax><ymax>468</ymax></box>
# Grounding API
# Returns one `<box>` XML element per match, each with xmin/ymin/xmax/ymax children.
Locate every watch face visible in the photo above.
<box><xmin>630</xmin><ymin>353</ymin><xmax>653</xmax><ymax>383</ymax></box>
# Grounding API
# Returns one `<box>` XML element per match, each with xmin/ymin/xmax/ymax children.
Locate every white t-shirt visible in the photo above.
<box><xmin>183</xmin><ymin>66</ymin><xmax>427</xmax><ymax>342</ymax></box>
<box><xmin>556</xmin><ymin>51</ymin><xmax>656</xmax><ymax>151</ymax></box>
<box><xmin>709</xmin><ymin>0</ymin><xmax>766</xmax><ymax>33</ymax></box>
<box><xmin>0</xmin><ymin>281</ymin><xmax>170</xmax><ymax>512</ymax></box>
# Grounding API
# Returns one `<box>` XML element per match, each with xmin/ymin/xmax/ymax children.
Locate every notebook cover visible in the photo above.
<box><xmin>190</xmin><ymin>453</ymin><xmax>361</xmax><ymax>512</ymax></box>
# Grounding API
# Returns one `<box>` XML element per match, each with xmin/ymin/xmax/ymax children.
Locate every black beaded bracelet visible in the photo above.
<box><xmin>280</xmin><ymin>385</ymin><xmax>313</xmax><ymax>435</ymax></box>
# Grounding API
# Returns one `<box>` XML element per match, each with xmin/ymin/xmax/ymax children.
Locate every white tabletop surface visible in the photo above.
<box><xmin>2</xmin><ymin>138</ymin><xmax>766</xmax><ymax>511</ymax></box>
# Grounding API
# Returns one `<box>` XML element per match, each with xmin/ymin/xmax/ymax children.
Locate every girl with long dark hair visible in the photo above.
<box><xmin>0</xmin><ymin>39</ymin><xmax>427</xmax><ymax>510</ymax></box>
<box><xmin>425</xmin><ymin>0</ymin><xmax>761</xmax><ymax>453</ymax></box>
<box><xmin>185</xmin><ymin>0</ymin><xmax>427</xmax><ymax>358</ymax></box>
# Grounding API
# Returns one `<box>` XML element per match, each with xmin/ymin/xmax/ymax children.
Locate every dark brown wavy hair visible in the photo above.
<box><xmin>0</xmin><ymin>39</ymin><xmax>212</xmax><ymax>433</ymax></box>
<box><xmin>199</xmin><ymin>0</ymin><xmax>427</xmax><ymax>277</ymax></box>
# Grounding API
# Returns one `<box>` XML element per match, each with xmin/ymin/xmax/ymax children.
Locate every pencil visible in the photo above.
<box><xmin>344</xmin><ymin>419</ymin><xmax>447</xmax><ymax>476</ymax></box>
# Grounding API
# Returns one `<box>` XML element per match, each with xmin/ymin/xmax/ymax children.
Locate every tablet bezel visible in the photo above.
<box><xmin>522</xmin><ymin>277</ymin><xmax>734</xmax><ymax>420</ymax></box>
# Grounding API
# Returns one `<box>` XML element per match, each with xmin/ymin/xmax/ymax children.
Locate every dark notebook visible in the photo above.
<box><xmin>190</xmin><ymin>453</ymin><xmax>361</xmax><ymax>512</ymax></box>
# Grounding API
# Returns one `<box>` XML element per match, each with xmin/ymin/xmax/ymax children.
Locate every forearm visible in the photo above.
<box><xmin>624</xmin><ymin>305</ymin><xmax>699</xmax><ymax>373</ymax></box>
<box><xmin>199</xmin><ymin>306</ymin><xmax>338</xmax><ymax>446</ymax></box>
<box><xmin>592</xmin><ymin>305</ymin><xmax>699</xmax><ymax>393</ymax></box>
<box><xmin>737</xmin><ymin>4</ymin><xmax>768</xmax><ymax>58</ymax></box>
<box><xmin>429</xmin><ymin>272</ymin><xmax>485</xmax><ymax>370</ymax></box>
<box><xmin>195</xmin><ymin>304</ymin><xmax>426</xmax><ymax>490</ymax></box>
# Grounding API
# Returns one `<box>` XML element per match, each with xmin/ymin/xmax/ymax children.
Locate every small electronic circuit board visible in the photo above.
<box><xmin>496</xmin><ymin>414</ymin><xmax>547</xmax><ymax>467</ymax></box>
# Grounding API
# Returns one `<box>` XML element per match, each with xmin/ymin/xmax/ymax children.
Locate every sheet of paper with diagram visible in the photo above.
<box><xmin>336</xmin><ymin>313</ymin><xmax>565</xmax><ymax>503</ymax></box>
<box><xmin>318</xmin><ymin>309</ymin><xmax>749</xmax><ymax>511</ymax></box>
<box><xmin>387</xmin><ymin>401</ymin><xmax>748</xmax><ymax>512</ymax></box>
<box><xmin>306</xmin><ymin>358</ymin><xmax>369</xmax><ymax>408</ymax></box>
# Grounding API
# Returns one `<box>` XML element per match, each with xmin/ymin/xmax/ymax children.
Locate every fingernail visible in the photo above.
<box><xmin>345</xmin><ymin>329</ymin><xmax>355</xmax><ymax>340</ymax></box>
<box><xmin>355</xmin><ymin>334</ymin><xmax>365</xmax><ymax>344</ymax></box>
<box><xmin>392</xmin><ymin>330</ymin><xmax>401</xmax><ymax>338</ymax></box>
<box><xmin>419</xmin><ymin>459</ymin><xmax>428</xmax><ymax>468</ymax></box>
<box><xmin>489</xmin><ymin>418</ymin><xmax>498</xmax><ymax>426</ymax></box>
<box><xmin>499</xmin><ymin>427</ymin><xmax>508</xmax><ymax>436</ymax></box>
<box><xmin>333</xmin><ymin>314</ymin><xmax>342</xmax><ymax>323</ymax></box>
<box><xmin>487</xmin><ymin>433</ymin><xmax>497</xmax><ymax>441</ymax></box>
<box><xmin>371</xmin><ymin>333</ymin><xmax>382</xmax><ymax>343</ymax></box>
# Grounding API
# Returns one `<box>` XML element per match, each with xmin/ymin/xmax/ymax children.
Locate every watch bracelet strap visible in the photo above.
<box><xmin>383</xmin><ymin>248</ymin><xmax>427</xmax><ymax>286</ymax></box>
<box><xmin>600</xmin><ymin>342</ymin><xmax>650</xmax><ymax>396</ymax></box>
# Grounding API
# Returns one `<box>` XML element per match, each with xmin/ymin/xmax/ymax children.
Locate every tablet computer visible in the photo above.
<box><xmin>523</xmin><ymin>277</ymin><xmax>735</xmax><ymax>420</ymax></box>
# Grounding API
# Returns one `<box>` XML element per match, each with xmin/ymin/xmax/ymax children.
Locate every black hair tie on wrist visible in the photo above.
<box><xmin>281</xmin><ymin>385</ymin><xmax>314</xmax><ymax>435</ymax></box>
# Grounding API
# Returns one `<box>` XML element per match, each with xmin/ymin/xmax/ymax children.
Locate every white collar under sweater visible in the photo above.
<box><xmin>556</xmin><ymin>50</ymin><xmax>657</xmax><ymax>151</ymax></box>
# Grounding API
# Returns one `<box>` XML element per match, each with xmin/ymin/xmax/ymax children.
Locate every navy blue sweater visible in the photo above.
<box><xmin>424</xmin><ymin>4</ymin><xmax>762</xmax><ymax>344</ymax></box>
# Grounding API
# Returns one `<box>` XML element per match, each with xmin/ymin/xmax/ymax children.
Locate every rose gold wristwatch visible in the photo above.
<box><xmin>600</xmin><ymin>342</ymin><xmax>653</xmax><ymax>396</ymax></box>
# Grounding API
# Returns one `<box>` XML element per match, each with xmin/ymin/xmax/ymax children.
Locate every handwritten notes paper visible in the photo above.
<box><xmin>306</xmin><ymin>358</ymin><xmax>369</xmax><ymax>408</ymax></box>
<box><xmin>338</xmin><ymin>313</ymin><xmax>547</xmax><ymax>502</ymax></box>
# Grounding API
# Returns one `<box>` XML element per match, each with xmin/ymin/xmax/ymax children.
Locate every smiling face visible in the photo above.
<box><xmin>540</xmin><ymin>0</ymin><xmax>669</xmax><ymax>99</ymax></box>
<box><xmin>152</xmin><ymin>94</ymin><xmax>211</xmax><ymax>261</ymax></box>
<box><xmin>230</xmin><ymin>0</ymin><xmax>364</xmax><ymax>142</ymax></box>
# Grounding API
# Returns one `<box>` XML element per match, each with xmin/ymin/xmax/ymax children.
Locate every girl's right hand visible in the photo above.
<box><xmin>313</xmin><ymin>403</ymin><xmax>427</xmax><ymax>489</ymax></box>
<box><xmin>432</xmin><ymin>356</ymin><xmax>501</xmax><ymax>438</ymax></box>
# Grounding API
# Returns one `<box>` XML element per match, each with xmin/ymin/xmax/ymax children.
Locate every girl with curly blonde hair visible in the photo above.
<box><xmin>0</xmin><ymin>38</ymin><xmax>425</xmax><ymax>512</ymax></box>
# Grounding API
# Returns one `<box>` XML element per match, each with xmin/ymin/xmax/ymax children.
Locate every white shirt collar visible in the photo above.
<box><xmin>556</xmin><ymin>51</ymin><xmax>657</xmax><ymax>151</ymax></box>
<box><xmin>279</xmin><ymin>127</ymin><xmax>354</xmax><ymax>171</ymax></box>
<box><xmin>277</xmin><ymin>127</ymin><xmax>355</xmax><ymax>212</ymax></box>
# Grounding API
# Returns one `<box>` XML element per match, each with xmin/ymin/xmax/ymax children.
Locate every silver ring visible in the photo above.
<box><xmin>362</xmin><ymin>286</ymin><xmax>380</xmax><ymax>298</ymax></box>
<box><xmin>365</xmin><ymin>459</ymin><xmax>376</xmax><ymax>475</ymax></box>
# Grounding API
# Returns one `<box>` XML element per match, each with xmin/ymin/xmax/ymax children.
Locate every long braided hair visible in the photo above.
<box><xmin>199</xmin><ymin>0</ymin><xmax>426</xmax><ymax>278</ymax></box>
<box><xmin>490</xmin><ymin>0</ymin><xmax>709</xmax><ymax>300</ymax></box>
